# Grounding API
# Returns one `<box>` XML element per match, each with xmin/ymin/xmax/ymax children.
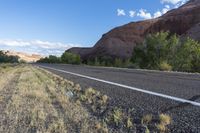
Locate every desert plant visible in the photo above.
<box><xmin>156</xmin><ymin>123</ymin><xmax>166</xmax><ymax>132</ymax></box>
<box><xmin>159</xmin><ymin>61</ymin><xmax>172</xmax><ymax>71</ymax></box>
<box><xmin>145</xmin><ymin>126</ymin><xmax>150</xmax><ymax>133</ymax></box>
<box><xmin>114</xmin><ymin>58</ymin><xmax>123</xmax><ymax>67</ymax></box>
<box><xmin>101</xmin><ymin>95</ymin><xmax>108</xmax><ymax>104</ymax></box>
<box><xmin>112</xmin><ymin>108</ymin><xmax>123</xmax><ymax>126</ymax></box>
<box><xmin>61</xmin><ymin>52</ymin><xmax>81</xmax><ymax>64</ymax></box>
<box><xmin>126</xmin><ymin>117</ymin><xmax>133</xmax><ymax>129</ymax></box>
<box><xmin>141</xmin><ymin>114</ymin><xmax>152</xmax><ymax>125</ymax></box>
<box><xmin>159</xmin><ymin>114</ymin><xmax>171</xmax><ymax>125</ymax></box>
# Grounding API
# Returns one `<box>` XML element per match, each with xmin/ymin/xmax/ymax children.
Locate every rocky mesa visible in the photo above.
<box><xmin>4</xmin><ymin>50</ymin><xmax>43</xmax><ymax>62</ymax></box>
<box><xmin>67</xmin><ymin>0</ymin><xmax>200</xmax><ymax>60</ymax></box>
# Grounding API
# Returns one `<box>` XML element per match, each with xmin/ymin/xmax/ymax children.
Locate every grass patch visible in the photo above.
<box><xmin>0</xmin><ymin>64</ymin><xmax>172</xmax><ymax>132</ymax></box>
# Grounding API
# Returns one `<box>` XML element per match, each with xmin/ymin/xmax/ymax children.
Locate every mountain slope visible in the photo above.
<box><xmin>3</xmin><ymin>50</ymin><xmax>42</xmax><ymax>62</ymax></box>
<box><xmin>67</xmin><ymin>0</ymin><xmax>200</xmax><ymax>60</ymax></box>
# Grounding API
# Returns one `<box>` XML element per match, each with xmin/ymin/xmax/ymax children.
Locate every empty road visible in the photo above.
<box><xmin>36</xmin><ymin>63</ymin><xmax>200</xmax><ymax>132</ymax></box>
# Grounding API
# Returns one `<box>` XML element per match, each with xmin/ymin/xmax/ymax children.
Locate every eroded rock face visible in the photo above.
<box><xmin>67</xmin><ymin>0</ymin><xmax>200</xmax><ymax>60</ymax></box>
<box><xmin>3</xmin><ymin>50</ymin><xmax>43</xmax><ymax>62</ymax></box>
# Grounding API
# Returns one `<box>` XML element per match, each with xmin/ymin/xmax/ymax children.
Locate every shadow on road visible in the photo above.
<box><xmin>162</xmin><ymin>95</ymin><xmax>200</xmax><ymax>113</ymax></box>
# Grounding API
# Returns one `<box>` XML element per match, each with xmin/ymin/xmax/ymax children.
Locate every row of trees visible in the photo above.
<box><xmin>131</xmin><ymin>32</ymin><xmax>200</xmax><ymax>72</ymax></box>
<box><xmin>37</xmin><ymin>32</ymin><xmax>200</xmax><ymax>73</ymax></box>
<box><xmin>37</xmin><ymin>52</ymin><xmax>81</xmax><ymax>64</ymax></box>
<box><xmin>0</xmin><ymin>51</ymin><xmax>19</xmax><ymax>63</ymax></box>
<box><xmin>86</xmin><ymin>57</ymin><xmax>133</xmax><ymax>68</ymax></box>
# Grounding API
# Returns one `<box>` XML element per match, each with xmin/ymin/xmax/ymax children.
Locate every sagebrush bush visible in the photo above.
<box><xmin>159</xmin><ymin>114</ymin><xmax>171</xmax><ymax>125</ymax></box>
<box><xmin>159</xmin><ymin>61</ymin><xmax>172</xmax><ymax>71</ymax></box>
<box><xmin>141</xmin><ymin>114</ymin><xmax>152</xmax><ymax>125</ymax></box>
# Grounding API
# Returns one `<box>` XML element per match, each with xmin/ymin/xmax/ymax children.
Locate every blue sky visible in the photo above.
<box><xmin>0</xmin><ymin>0</ymin><xmax>188</xmax><ymax>56</ymax></box>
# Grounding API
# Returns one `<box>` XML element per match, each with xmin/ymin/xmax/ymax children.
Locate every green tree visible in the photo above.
<box><xmin>131</xmin><ymin>32</ymin><xmax>200</xmax><ymax>72</ymax></box>
<box><xmin>0</xmin><ymin>51</ymin><xmax>19</xmax><ymax>63</ymax></box>
<box><xmin>61</xmin><ymin>52</ymin><xmax>81</xmax><ymax>64</ymax></box>
<box><xmin>173</xmin><ymin>38</ymin><xmax>200</xmax><ymax>72</ymax></box>
<box><xmin>37</xmin><ymin>55</ymin><xmax>61</xmax><ymax>63</ymax></box>
<box><xmin>132</xmin><ymin>32</ymin><xmax>171</xmax><ymax>69</ymax></box>
<box><xmin>94</xmin><ymin>57</ymin><xmax>100</xmax><ymax>66</ymax></box>
<box><xmin>114</xmin><ymin>58</ymin><xmax>123</xmax><ymax>67</ymax></box>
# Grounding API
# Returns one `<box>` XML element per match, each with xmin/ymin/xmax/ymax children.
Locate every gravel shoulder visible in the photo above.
<box><xmin>0</xmin><ymin>64</ymin><xmax>174</xmax><ymax>133</ymax></box>
<box><xmin>36</xmin><ymin>63</ymin><xmax>200</xmax><ymax>133</ymax></box>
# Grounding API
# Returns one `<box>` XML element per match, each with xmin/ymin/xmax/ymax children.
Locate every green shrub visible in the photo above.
<box><xmin>112</xmin><ymin>108</ymin><xmax>123</xmax><ymax>126</ymax></box>
<box><xmin>0</xmin><ymin>51</ymin><xmax>19</xmax><ymax>63</ymax></box>
<box><xmin>131</xmin><ymin>32</ymin><xmax>200</xmax><ymax>72</ymax></box>
<box><xmin>114</xmin><ymin>58</ymin><xmax>123</xmax><ymax>67</ymax></box>
<box><xmin>141</xmin><ymin>114</ymin><xmax>152</xmax><ymax>125</ymax></box>
<box><xmin>94</xmin><ymin>57</ymin><xmax>100</xmax><ymax>66</ymax></box>
<box><xmin>37</xmin><ymin>55</ymin><xmax>61</xmax><ymax>63</ymax></box>
<box><xmin>61</xmin><ymin>52</ymin><xmax>81</xmax><ymax>64</ymax></box>
<box><xmin>159</xmin><ymin>61</ymin><xmax>172</xmax><ymax>71</ymax></box>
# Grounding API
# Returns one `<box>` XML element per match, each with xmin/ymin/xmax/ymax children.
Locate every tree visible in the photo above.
<box><xmin>173</xmin><ymin>38</ymin><xmax>200</xmax><ymax>72</ymax></box>
<box><xmin>132</xmin><ymin>32</ymin><xmax>171</xmax><ymax>69</ymax></box>
<box><xmin>0</xmin><ymin>51</ymin><xmax>19</xmax><ymax>63</ymax></box>
<box><xmin>131</xmin><ymin>32</ymin><xmax>200</xmax><ymax>72</ymax></box>
<box><xmin>61</xmin><ymin>52</ymin><xmax>81</xmax><ymax>64</ymax></box>
<box><xmin>37</xmin><ymin>55</ymin><xmax>61</xmax><ymax>63</ymax></box>
<box><xmin>114</xmin><ymin>58</ymin><xmax>123</xmax><ymax>67</ymax></box>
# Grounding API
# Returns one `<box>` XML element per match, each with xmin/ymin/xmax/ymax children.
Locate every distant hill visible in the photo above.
<box><xmin>67</xmin><ymin>0</ymin><xmax>200</xmax><ymax>60</ymax></box>
<box><xmin>3</xmin><ymin>50</ymin><xmax>43</xmax><ymax>62</ymax></box>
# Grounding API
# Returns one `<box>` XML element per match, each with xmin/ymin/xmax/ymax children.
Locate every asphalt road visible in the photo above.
<box><xmin>35</xmin><ymin>63</ymin><xmax>200</xmax><ymax>132</ymax></box>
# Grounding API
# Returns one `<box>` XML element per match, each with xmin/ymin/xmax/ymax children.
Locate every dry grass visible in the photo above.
<box><xmin>0</xmin><ymin>64</ymin><xmax>172</xmax><ymax>133</ymax></box>
<box><xmin>0</xmin><ymin>65</ymin><xmax>102</xmax><ymax>133</ymax></box>
<box><xmin>141</xmin><ymin>114</ymin><xmax>152</xmax><ymax>125</ymax></box>
<box><xmin>0</xmin><ymin>64</ymin><xmax>18</xmax><ymax>90</ymax></box>
<box><xmin>159</xmin><ymin>114</ymin><xmax>171</xmax><ymax>125</ymax></box>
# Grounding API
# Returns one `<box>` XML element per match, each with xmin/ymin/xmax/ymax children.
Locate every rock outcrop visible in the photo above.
<box><xmin>3</xmin><ymin>50</ymin><xmax>43</xmax><ymax>62</ymax></box>
<box><xmin>67</xmin><ymin>0</ymin><xmax>200</xmax><ymax>60</ymax></box>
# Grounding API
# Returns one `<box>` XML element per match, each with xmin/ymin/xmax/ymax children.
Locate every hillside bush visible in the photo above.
<box><xmin>131</xmin><ymin>32</ymin><xmax>200</xmax><ymax>72</ymax></box>
<box><xmin>0</xmin><ymin>51</ymin><xmax>19</xmax><ymax>63</ymax></box>
<box><xmin>61</xmin><ymin>52</ymin><xmax>81</xmax><ymax>64</ymax></box>
<box><xmin>37</xmin><ymin>55</ymin><xmax>61</xmax><ymax>63</ymax></box>
<box><xmin>159</xmin><ymin>61</ymin><xmax>172</xmax><ymax>71</ymax></box>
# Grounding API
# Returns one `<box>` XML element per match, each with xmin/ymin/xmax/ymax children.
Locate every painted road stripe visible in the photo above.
<box><xmin>38</xmin><ymin>65</ymin><xmax>200</xmax><ymax>107</ymax></box>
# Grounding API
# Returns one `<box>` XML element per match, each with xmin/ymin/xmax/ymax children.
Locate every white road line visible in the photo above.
<box><xmin>38</xmin><ymin>65</ymin><xmax>200</xmax><ymax>107</ymax></box>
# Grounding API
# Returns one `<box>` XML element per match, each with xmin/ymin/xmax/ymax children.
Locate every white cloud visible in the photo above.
<box><xmin>117</xmin><ymin>9</ymin><xmax>126</xmax><ymax>16</ymax></box>
<box><xmin>162</xmin><ymin>5</ymin><xmax>170</xmax><ymax>14</ymax></box>
<box><xmin>137</xmin><ymin>9</ymin><xmax>152</xmax><ymax>19</ymax></box>
<box><xmin>153</xmin><ymin>11</ymin><xmax>162</xmax><ymax>18</ymax></box>
<box><xmin>174</xmin><ymin>0</ymin><xmax>188</xmax><ymax>8</ymax></box>
<box><xmin>153</xmin><ymin>5</ymin><xmax>170</xmax><ymax>18</ymax></box>
<box><xmin>161</xmin><ymin>0</ymin><xmax>182</xmax><ymax>5</ymax></box>
<box><xmin>161</xmin><ymin>0</ymin><xmax>188</xmax><ymax>8</ymax></box>
<box><xmin>0</xmin><ymin>39</ymin><xmax>80</xmax><ymax>56</ymax></box>
<box><xmin>165</xmin><ymin>5</ymin><xmax>170</xmax><ymax>9</ymax></box>
<box><xmin>129</xmin><ymin>10</ymin><xmax>136</xmax><ymax>18</ymax></box>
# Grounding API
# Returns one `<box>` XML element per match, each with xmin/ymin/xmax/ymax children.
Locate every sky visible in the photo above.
<box><xmin>0</xmin><ymin>0</ymin><xmax>188</xmax><ymax>56</ymax></box>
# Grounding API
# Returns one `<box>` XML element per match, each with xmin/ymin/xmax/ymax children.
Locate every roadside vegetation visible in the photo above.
<box><xmin>37</xmin><ymin>32</ymin><xmax>200</xmax><ymax>73</ymax></box>
<box><xmin>132</xmin><ymin>32</ymin><xmax>200</xmax><ymax>73</ymax></box>
<box><xmin>37</xmin><ymin>52</ymin><xmax>81</xmax><ymax>64</ymax></box>
<box><xmin>0</xmin><ymin>64</ymin><xmax>172</xmax><ymax>132</ymax></box>
<box><xmin>0</xmin><ymin>50</ymin><xmax>19</xmax><ymax>63</ymax></box>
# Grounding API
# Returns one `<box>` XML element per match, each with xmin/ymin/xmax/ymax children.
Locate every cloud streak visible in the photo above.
<box><xmin>137</xmin><ymin>9</ymin><xmax>152</xmax><ymax>19</ymax></box>
<box><xmin>0</xmin><ymin>39</ymin><xmax>80</xmax><ymax>56</ymax></box>
<box><xmin>161</xmin><ymin>0</ymin><xmax>187</xmax><ymax>5</ymax></box>
<box><xmin>117</xmin><ymin>9</ymin><xmax>126</xmax><ymax>16</ymax></box>
<box><xmin>116</xmin><ymin>0</ymin><xmax>189</xmax><ymax>20</ymax></box>
<box><xmin>129</xmin><ymin>10</ymin><xmax>136</xmax><ymax>18</ymax></box>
